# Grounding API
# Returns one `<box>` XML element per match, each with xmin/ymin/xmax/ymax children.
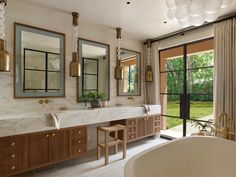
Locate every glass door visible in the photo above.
<box><xmin>160</xmin><ymin>38</ymin><xmax>214</xmax><ymax>138</ymax></box>
<box><xmin>160</xmin><ymin>46</ymin><xmax>185</xmax><ymax>138</ymax></box>
<box><xmin>186</xmin><ymin>39</ymin><xmax>214</xmax><ymax>135</ymax></box>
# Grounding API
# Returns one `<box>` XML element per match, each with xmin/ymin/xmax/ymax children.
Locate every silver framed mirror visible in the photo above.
<box><xmin>117</xmin><ymin>48</ymin><xmax>141</xmax><ymax>96</ymax></box>
<box><xmin>14</xmin><ymin>23</ymin><xmax>65</xmax><ymax>98</ymax></box>
<box><xmin>77</xmin><ymin>38</ymin><xmax>110</xmax><ymax>102</ymax></box>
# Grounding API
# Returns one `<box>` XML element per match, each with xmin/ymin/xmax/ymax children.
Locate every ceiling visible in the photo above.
<box><xmin>24</xmin><ymin>0</ymin><xmax>236</xmax><ymax>40</ymax></box>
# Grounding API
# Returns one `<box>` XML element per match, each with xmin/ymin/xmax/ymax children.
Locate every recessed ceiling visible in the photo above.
<box><xmin>23</xmin><ymin>0</ymin><xmax>236</xmax><ymax>40</ymax></box>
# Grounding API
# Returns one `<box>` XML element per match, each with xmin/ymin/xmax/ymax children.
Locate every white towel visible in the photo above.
<box><xmin>142</xmin><ymin>105</ymin><xmax>151</xmax><ymax>114</ymax></box>
<box><xmin>48</xmin><ymin>113</ymin><xmax>60</xmax><ymax>130</ymax></box>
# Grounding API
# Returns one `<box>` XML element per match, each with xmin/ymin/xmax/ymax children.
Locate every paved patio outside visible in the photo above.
<box><xmin>161</xmin><ymin>115</ymin><xmax>213</xmax><ymax>139</ymax></box>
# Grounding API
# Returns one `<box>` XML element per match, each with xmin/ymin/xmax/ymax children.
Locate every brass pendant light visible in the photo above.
<box><xmin>145</xmin><ymin>39</ymin><xmax>153</xmax><ymax>82</ymax></box>
<box><xmin>69</xmin><ymin>12</ymin><xmax>81</xmax><ymax>77</ymax></box>
<box><xmin>114</xmin><ymin>27</ymin><xmax>124</xmax><ymax>80</ymax></box>
<box><xmin>0</xmin><ymin>0</ymin><xmax>10</xmax><ymax>72</ymax></box>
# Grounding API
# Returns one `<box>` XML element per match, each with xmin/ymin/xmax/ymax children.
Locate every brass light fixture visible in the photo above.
<box><xmin>69</xmin><ymin>12</ymin><xmax>80</xmax><ymax>77</ymax></box>
<box><xmin>0</xmin><ymin>0</ymin><xmax>10</xmax><ymax>72</ymax></box>
<box><xmin>145</xmin><ymin>39</ymin><xmax>153</xmax><ymax>82</ymax></box>
<box><xmin>114</xmin><ymin>27</ymin><xmax>123</xmax><ymax>80</ymax></box>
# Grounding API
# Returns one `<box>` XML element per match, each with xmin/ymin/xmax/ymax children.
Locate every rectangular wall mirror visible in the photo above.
<box><xmin>77</xmin><ymin>38</ymin><xmax>110</xmax><ymax>102</ymax></box>
<box><xmin>14</xmin><ymin>23</ymin><xmax>65</xmax><ymax>98</ymax></box>
<box><xmin>117</xmin><ymin>48</ymin><xmax>141</xmax><ymax>96</ymax></box>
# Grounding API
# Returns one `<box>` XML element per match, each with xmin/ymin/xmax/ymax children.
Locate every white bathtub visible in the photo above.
<box><xmin>125</xmin><ymin>136</ymin><xmax>236</xmax><ymax>177</ymax></box>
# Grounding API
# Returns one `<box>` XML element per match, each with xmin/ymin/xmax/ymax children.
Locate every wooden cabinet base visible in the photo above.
<box><xmin>111</xmin><ymin>115</ymin><xmax>161</xmax><ymax>142</ymax></box>
<box><xmin>0</xmin><ymin>126</ymin><xmax>87</xmax><ymax>177</ymax></box>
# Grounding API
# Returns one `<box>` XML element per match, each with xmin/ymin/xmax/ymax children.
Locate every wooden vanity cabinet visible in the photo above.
<box><xmin>28</xmin><ymin>129</ymin><xmax>70</xmax><ymax>168</ymax></box>
<box><xmin>0</xmin><ymin>135</ymin><xmax>27</xmax><ymax>177</ymax></box>
<box><xmin>111</xmin><ymin>115</ymin><xmax>161</xmax><ymax>142</ymax></box>
<box><xmin>29</xmin><ymin>126</ymin><xmax>86</xmax><ymax>169</ymax></box>
<box><xmin>0</xmin><ymin>126</ymin><xmax>87</xmax><ymax>177</ymax></box>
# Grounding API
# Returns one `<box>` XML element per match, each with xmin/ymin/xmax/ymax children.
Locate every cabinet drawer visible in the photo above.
<box><xmin>128</xmin><ymin>133</ymin><xmax>136</xmax><ymax>141</ymax></box>
<box><xmin>154</xmin><ymin>116</ymin><xmax>160</xmax><ymax>121</ymax></box>
<box><xmin>71</xmin><ymin>145</ymin><xmax>86</xmax><ymax>156</ymax></box>
<box><xmin>154</xmin><ymin>127</ymin><xmax>160</xmax><ymax>133</ymax></box>
<box><xmin>128</xmin><ymin>126</ymin><xmax>136</xmax><ymax>133</ymax></box>
<box><xmin>71</xmin><ymin>126</ymin><xmax>87</xmax><ymax>138</ymax></box>
<box><xmin>154</xmin><ymin>121</ymin><xmax>160</xmax><ymax>127</ymax></box>
<box><xmin>127</xmin><ymin>119</ymin><xmax>136</xmax><ymax>126</ymax></box>
<box><xmin>72</xmin><ymin>137</ymin><xmax>87</xmax><ymax>147</ymax></box>
<box><xmin>0</xmin><ymin>136</ymin><xmax>26</xmax><ymax>150</ymax></box>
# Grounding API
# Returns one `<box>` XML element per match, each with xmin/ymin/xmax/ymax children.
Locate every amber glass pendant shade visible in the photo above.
<box><xmin>0</xmin><ymin>39</ymin><xmax>10</xmax><ymax>72</ymax></box>
<box><xmin>114</xmin><ymin>61</ymin><xmax>123</xmax><ymax>80</ymax></box>
<box><xmin>70</xmin><ymin>52</ymin><xmax>81</xmax><ymax>77</ymax></box>
<box><xmin>145</xmin><ymin>65</ymin><xmax>153</xmax><ymax>82</ymax></box>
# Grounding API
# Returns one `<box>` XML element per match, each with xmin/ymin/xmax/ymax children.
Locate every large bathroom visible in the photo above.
<box><xmin>0</xmin><ymin>0</ymin><xmax>236</xmax><ymax>177</ymax></box>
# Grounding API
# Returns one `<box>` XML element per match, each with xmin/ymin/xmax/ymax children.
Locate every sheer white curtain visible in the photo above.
<box><xmin>214</xmin><ymin>18</ymin><xmax>236</xmax><ymax>139</ymax></box>
<box><xmin>144</xmin><ymin>42</ymin><xmax>160</xmax><ymax>104</ymax></box>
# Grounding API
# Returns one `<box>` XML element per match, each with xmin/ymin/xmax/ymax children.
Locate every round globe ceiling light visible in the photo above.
<box><xmin>205</xmin><ymin>11</ymin><xmax>220</xmax><ymax>22</ymax></box>
<box><xmin>165</xmin><ymin>0</ymin><xmax>234</xmax><ymax>27</ymax></box>
<box><xmin>205</xmin><ymin>0</ymin><xmax>222</xmax><ymax>14</ymax></box>
<box><xmin>175</xmin><ymin>6</ymin><xmax>189</xmax><ymax>21</ymax></box>
<box><xmin>188</xmin><ymin>0</ymin><xmax>204</xmax><ymax>17</ymax></box>
<box><xmin>166</xmin><ymin>0</ymin><xmax>177</xmax><ymax>9</ymax></box>
<box><xmin>175</xmin><ymin>0</ymin><xmax>191</xmax><ymax>7</ymax></box>
<box><xmin>178</xmin><ymin>18</ymin><xmax>191</xmax><ymax>28</ymax></box>
<box><xmin>221</xmin><ymin>0</ymin><xmax>234</xmax><ymax>8</ymax></box>
<box><xmin>167</xmin><ymin>8</ymin><xmax>176</xmax><ymax>19</ymax></box>
<box><xmin>189</xmin><ymin>15</ymin><xmax>205</xmax><ymax>26</ymax></box>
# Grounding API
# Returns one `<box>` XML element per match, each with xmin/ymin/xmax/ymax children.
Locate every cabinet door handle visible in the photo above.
<box><xmin>11</xmin><ymin>166</ymin><xmax>16</xmax><ymax>170</ymax></box>
<box><xmin>11</xmin><ymin>142</ymin><xmax>16</xmax><ymax>147</ymax></box>
<box><xmin>78</xmin><ymin>140</ymin><xmax>81</xmax><ymax>144</ymax></box>
<box><xmin>78</xmin><ymin>149</ymin><xmax>81</xmax><ymax>153</ymax></box>
<box><xmin>11</xmin><ymin>154</ymin><xmax>16</xmax><ymax>158</ymax></box>
<box><xmin>78</xmin><ymin>131</ymin><xmax>82</xmax><ymax>135</ymax></box>
<box><xmin>52</xmin><ymin>133</ymin><xmax>56</xmax><ymax>137</ymax></box>
<box><xmin>46</xmin><ymin>134</ymin><xmax>49</xmax><ymax>138</ymax></box>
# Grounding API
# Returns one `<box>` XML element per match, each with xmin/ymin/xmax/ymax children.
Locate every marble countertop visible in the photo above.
<box><xmin>0</xmin><ymin>105</ymin><xmax>161</xmax><ymax>137</ymax></box>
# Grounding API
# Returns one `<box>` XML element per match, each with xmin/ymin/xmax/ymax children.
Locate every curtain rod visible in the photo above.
<box><xmin>145</xmin><ymin>12</ymin><xmax>236</xmax><ymax>44</ymax></box>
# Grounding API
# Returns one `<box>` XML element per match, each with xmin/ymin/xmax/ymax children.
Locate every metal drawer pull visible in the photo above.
<box><xmin>11</xmin><ymin>166</ymin><xmax>16</xmax><ymax>170</ymax></box>
<box><xmin>78</xmin><ymin>140</ymin><xmax>81</xmax><ymax>144</ymax></box>
<box><xmin>11</xmin><ymin>154</ymin><xmax>16</xmax><ymax>158</ymax></box>
<box><xmin>52</xmin><ymin>133</ymin><xmax>56</xmax><ymax>137</ymax></box>
<box><xmin>11</xmin><ymin>142</ymin><xmax>15</xmax><ymax>147</ymax></box>
<box><xmin>78</xmin><ymin>131</ymin><xmax>81</xmax><ymax>135</ymax></box>
<box><xmin>78</xmin><ymin>149</ymin><xmax>81</xmax><ymax>153</ymax></box>
<box><xmin>46</xmin><ymin>134</ymin><xmax>49</xmax><ymax>138</ymax></box>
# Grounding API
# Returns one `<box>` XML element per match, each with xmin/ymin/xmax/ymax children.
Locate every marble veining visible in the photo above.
<box><xmin>0</xmin><ymin>105</ymin><xmax>161</xmax><ymax>138</ymax></box>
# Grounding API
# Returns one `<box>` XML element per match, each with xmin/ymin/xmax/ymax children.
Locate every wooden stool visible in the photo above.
<box><xmin>97</xmin><ymin>124</ymin><xmax>126</xmax><ymax>165</ymax></box>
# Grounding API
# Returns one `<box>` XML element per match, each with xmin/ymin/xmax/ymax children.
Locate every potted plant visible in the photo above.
<box><xmin>83</xmin><ymin>91</ymin><xmax>106</xmax><ymax>108</ymax></box>
<box><xmin>190</xmin><ymin>121</ymin><xmax>215</xmax><ymax>136</ymax></box>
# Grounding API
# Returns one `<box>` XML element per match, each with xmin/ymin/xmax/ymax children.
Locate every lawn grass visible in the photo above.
<box><xmin>167</xmin><ymin>101</ymin><xmax>213</xmax><ymax>129</ymax></box>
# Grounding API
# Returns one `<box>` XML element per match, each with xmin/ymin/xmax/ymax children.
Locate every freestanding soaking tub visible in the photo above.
<box><xmin>125</xmin><ymin>136</ymin><xmax>236</xmax><ymax>177</ymax></box>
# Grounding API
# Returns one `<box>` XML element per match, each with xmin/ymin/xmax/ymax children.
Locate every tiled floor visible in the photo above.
<box><xmin>23</xmin><ymin>137</ymin><xmax>168</xmax><ymax>177</ymax></box>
